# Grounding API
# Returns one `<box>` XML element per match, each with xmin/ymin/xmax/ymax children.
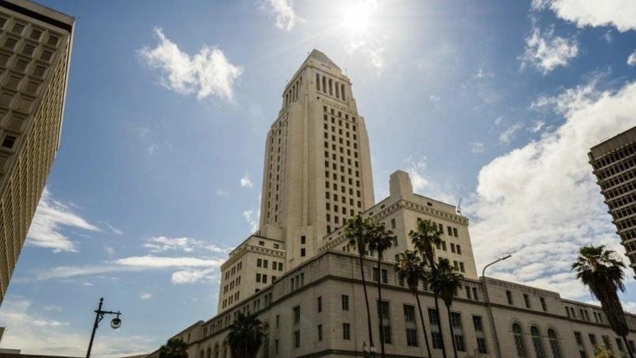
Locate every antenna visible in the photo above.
<box><xmin>456</xmin><ymin>198</ymin><xmax>462</xmax><ymax>215</ymax></box>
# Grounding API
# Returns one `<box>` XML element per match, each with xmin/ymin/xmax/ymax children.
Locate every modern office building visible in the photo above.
<box><xmin>589</xmin><ymin>126</ymin><xmax>636</xmax><ymax>275</ymax></box>
<box><xmin>0</xmin><ymin>0</ymin><xmax>74</xmax><ymax>305</ymax></box>
<box><xmin>149</xmin><ymin>51</ymin><xmax>636</xmax><ymax>358</ymax></box>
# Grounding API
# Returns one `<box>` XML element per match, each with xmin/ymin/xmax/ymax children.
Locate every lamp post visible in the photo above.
<box><xmin>86</xmin><ymin>297</ymin><xmax>122</xmax><ymax>358</ymax></box>
<box><xmin>481</xmin><ymin>254</ymin><xmax>511</xmax><ymax>358</ymax></box>
<box><xmin>362</xmin><ymin>342</ymin><xmax>376</xmax><ymax>358</ymax></box>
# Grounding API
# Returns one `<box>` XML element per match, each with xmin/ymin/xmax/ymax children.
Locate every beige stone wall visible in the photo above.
<box><xmin>0</xmin><ymin>0</ymin><xmax>73</xmax><ymax>305</ymax></box>
<box><xmin>161</xmin><ymin>251</ymin><xmax>636</xmax><ymax>358</ymax></box>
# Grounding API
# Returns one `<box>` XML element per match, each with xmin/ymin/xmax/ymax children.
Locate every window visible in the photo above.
<box><xmin>378</xmin><ymin>300</ymin><xmax>391</xmax><ymax>344</ymax></box>
<box><xmin>406</xmin><ymin>328</ymin><xmax>418</xmax><ymax>347</ymax></box>
<box><xmin>466</xmin><ymin>286</ymin><xmax>472</xmax><ymax>299</ymax></box>
<box><xmin>263</xmin><ymin>260</ymin><xmax>268</xmax><ymax>269</ymax></box>
<box><xmin>256</xmin><ymin>273</ymin><xmax>261</xmax><ymax>282</ymax></box>
<box><xmin>342</xmin><ymin>295</ymin><xmax>349</xmax><ymax>311</ymax></box>
<box><xmin>301</xmin><ymin>248</ymin><xmax>306</xmax><ymax>257</ymax></box>
<box><xmin>276</xmin><ymin>315</ymin><xmax>280</xmax><ymax>328</ymax></box>
<box><xmin>294</xmin><ymin>330</ymin><xmax>300</xmax><ymax>348</ymax></box>
<box><xmin>343</xmin><ymin>323</ymin><xmax>351</xmax><ymax>340</ymax></box>
<box><xmin>263</xmin><ymin>275</ymin><xmax>267</xmax><ymax>284</ymax></box>
<box><xmin>547</xmin><ymin>329</ymin><xmax>562</xmax><ymax>358</ymax></box>
<box><xmin>453</xmin><ymin>227</ymin><xmax>458</xmax><ymax>237</ymax></box>
<box><xmin>451</xmin><ymin>243</ymin><xmax>456</xmax><ymax>253</ymax></box>
<box><xmin>575</xmin><ymin>332</ymin><xmax>587</xmax><ymax>358</ymax></box>
<box><xmin>317</xmin><ymin>296</ymin><xmax>322</xmax><ymax>312</ymax></box>
<box><xmin>1</xmin><ymin>135</ymin><xmax>16</xmax><ymax>149</ymax></box>
<box><xmin>447</xmin><ymin>226</ymin><xmax>452</xmax><ymax>235</ymax></box>
<box><xmin>523</xmin><ymin>294</ymin><xmax>531</xmax><ymax>308</ymax></box>
<box><xmin>317</xmin><ymin>324</ymin><xmax>323</xmax><ymax>341</ymax></box>
<box><xmin>473</xmin><ymin>316</ymin><xmax>487</xmax><ymax>354</ymax></box>
<box><xmin>301</xmin><ymin>235</ymin><xmax>306</xmax><ymax>244</ymax></box>
<box><xmin>293</xmin><ymin>306</ymin><xmax>301</xmax><ymax>324</ymax></box>
<box><xmin>530</xmin><ymin>326</ymin><xmax>546</xmax><ymax>358</ymax></box>
<box><xmin>456</xmin><ymin>245</ymin><xmax>462</xmax><ymax>255</ymax></box>
<box><xmin>390</xmin><ymin>218</ymin><xmax>396</xmax><ymax>229</ymax></box>
<box><xmin>451</xmin><ymin>312</ymin><xmax>465</xmax><ymax>351</ymax></box>
<box><xmin>403</xmin><ymin>305</ymin><xmax>415</xmax><ymax>322</ymax></box>
<box><xmin>429</xmin><ymin>309</ymin><xmax>443</xmax><ymax>349</ymax></box>
<box><xmin>506</xmin><ymin>290</ymin><xmax>514</xmax><ymax>305</ymax></box>
<box><xmin>513</xmin><ymin>323</ymin><xmax>527</xmax><ymax>357</ymax></box>
<box><xmin>540</xmin><ymin>297</ymin><xmax>547</xmax><ymax>312</ymax></box>
<box><xmin>381</xmin><ymin>269</ymin><xmax>388</xmax><ymax>284</ymax></box>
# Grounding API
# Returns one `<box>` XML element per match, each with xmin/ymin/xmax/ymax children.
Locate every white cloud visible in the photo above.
<box><xmin>429</xmin><ymin>95</ymin><xmax>441</xmax><ymax>103</ymax></box>
<box><xmin>404</xmin><ymin>156</ymin><xmax>457</xmax><ymax>205</ymax></box>
<box><xmin>265</xmin><ymin>0</ymin><xmax>303</xmax><ymax>31</ymax></box>
<box><xmin>520</xmin><ymin>25</ymin><xmax>579</xmax><ymax>75</ymax></box>
<box><xmin>467</xmin><ymin>80</ymin><xmax>636</xmax><ymax>299</ymax></box>
<box><xmin>216</xmin><ymin>189</ymin><xmax>229</xmax><ymax>197</ymax></box>
<box><xmin>171</xmin><ymin>268</ymin><xmax>218</xmax><ymax>285</ymax></box>
<box><xmin>243</xmin><ymin>209</ymin><xmax>259</xmax><ymax>233</ymax></box>
<box><xmin>628</xmin><ymin>50</ymin><xmax>636</xmax><ymax>66</ymax></box>
<box><xmin>532</xmin><ymin>0</ymin><xmax>636</xmax><ymax>32</ymax></box>
<box><xmin>530</xmin><ymin>120</ymin><xmax>545</xmax><ymax>133</ymax></box>
<box><xmin>470</xmin><ymin>142</ymin><xmax>485</xmax><ymax>154</ymax></box>
<box><xmin>138</xmin><ymin>28</ymin><xmax>243</xmax><ymax>101</ymax></box>
<box><xmin>138</xmin><ymin>126</ymin><xmax>149</xmax><ymax>138</ymax></box>
<box><xmin>494</xmin><ymin>116</ymin><xmax>504</xmax><ymax>126</ymax></box>
<box><xmin>0</xmin><ymin>297</ymin><xmax>156</xmax><ymax>357</ymax></box>
<box><xmin>148</xmin><ymin>144</ymin><xmax>158</xmax><ymax>155</ymax></box>
<box><xmin>499</xmin><ymin>122</ymin><xmax>524</xmax><ymax>144</ymax></box>
<box><xmin>114</xmin><ymin>256</ymin><xmax>224</xmax><ymax>268</ymax></box>
<box><xmin>140</xmin><ymin>293</ymin><xmax>152</xmax><ymax>300</ymax></box>
<box><xmin>101</xmin><ymin>222</ymin><xmax>123</xmax><ymax>235</ymax></box>
<box><xmin>603</xmin><ymin>30</ymin><xmax>613</xmax><ymax>43</ymax></box>
<box><xmin>345</xmin><ymin>40</ymin><xmax>388</xmax><ymax>75</ymax></box>
<box><xmin>240</xmin><ymin>173</ymin><xmax>254</xmax><ymax>188</ymax></box>
<box><xmin>143</xmin><ymin>236</ymin><xmax>228</xmax><ymax>254</ymax></box>
<box><xmin>26</xmin><ymin>188</ymin><xmax>100</xmax><ymax>252</ymax></box>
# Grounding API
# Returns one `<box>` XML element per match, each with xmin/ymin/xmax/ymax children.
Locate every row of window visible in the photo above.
<box><xmin>223</xmin><ymin>261</ymin><xmax>243</xmax><ymax>280</ymax></box>
<box><xmin>255</xmin><ymin>273</ymin><xmax>277</xmax><ymax>284</ymax></box>
<box><xmin>599</xmin><ymin>168</ymin><xmax>636</xmax><ymax>191</ymax></box>
<box><xmin>222</xmin><ymin>276</ymin><xmax>241</xmax><ymax>294</ymax></box>
<box><xmin>593</xmin><ymin>154</ymin><xmax>636</xmax><ymax>180</ymax></box>
<box><xmin>512</xmin><ymin>323</ymin><xmax>562</xmax><ymax>358</ymax></box>
<box><xmin>565</xmin><ymin>305</ymin><xmax>605</xmax><ymax>324</ymax></box>
<box><xmin>316</xmin><ymin>73</ymin><xmax>346</xmax><ymax>101</ymax></box>
<box><xmin>283</xmin><ymin>75</ymin><xmax>302</xmax><ymax>107</ymax></box>
<box><xmin>256</xmin><ymin>258</ymin><xmax>284</xmax><ymax>271</ymax></box>
<box><xmin>506</xmin><ymin>290</ymin><xmax>548</xmax><ymax>312</ymax></box>
<box><xmin>592</xmin><ymin>145</ymin><xmax>636</xmax><ymax>171</ymax></box>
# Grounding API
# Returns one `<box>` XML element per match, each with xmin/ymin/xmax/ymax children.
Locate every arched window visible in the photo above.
<box><xmin>531</xmin><ymin>326</ymin><xmax>546</xmax><ymax>358</ymax></box>
<box><xmin>548</xmin><ymin>329</ymin><xmax>563</xmax><ymax>358</ymax></box>
<box><xmin>513</xmin><ymin>323</ymin><xmax>528</xmax><ymax>357</ymax></box>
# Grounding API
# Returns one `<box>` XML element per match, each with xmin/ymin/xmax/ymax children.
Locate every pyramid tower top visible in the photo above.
<box><xmin>305</xmin><ymin>49</ymin><xmax>341</xmax><ymax>72</ymax></box>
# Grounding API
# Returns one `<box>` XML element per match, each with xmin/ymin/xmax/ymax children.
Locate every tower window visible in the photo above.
<box><xmin>1</xmin><ymin>135</ymin><xmax>16</xmax><ymax>148</ymax></box>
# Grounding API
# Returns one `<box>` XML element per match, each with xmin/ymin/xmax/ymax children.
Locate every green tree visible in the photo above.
<box><xmin>159</xmin><ymin>337</ymin><xmax>188</xmax><ymax>358</ymax></box>
<box><xmin>395</xmin><ymin>249</ymin><xmax>433</xmax><ymax>358</ymax></box>
<box><xmin>345</xmin><ymin>214</ymin><xmax>375</xmax><ymax>353</ymax></box>
<box><xmin>427</xmin><ymin>258</ymin><xmax>463</xmax><ymax>358</ymax></box>
<box><xmin>368</xmin><ymin>221</ymin><xmax>395</xmax><ymax>358</ymax></box>
<box><xmin>409</xmin><ymin>219</ymin><xmax>443</xmax><ymax>267</ymax></box>
<box><xmin>227</xmin><ymin>312</ymin><xmax>264</xmax><ymax>358</ymax></box>
<box><xmin>572</xmin><ymin>245</ymin><xmax>634</xmax><ymax>358</ymax></box>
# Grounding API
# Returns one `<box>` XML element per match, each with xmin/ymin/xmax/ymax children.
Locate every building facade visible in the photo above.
<box><xmin>0</xmin><ymin>0</ymin><xmax>74</xmax><ymax>305</ymax></box>
<box><xmin>150</xmin><ymin>51</ymin><xmax>636</xmax><ymax>358</ymax></box>
<box><xmin>589</xmin><ymin>126</ymin><xmax>636</xmax><ymax>275</ymax></box>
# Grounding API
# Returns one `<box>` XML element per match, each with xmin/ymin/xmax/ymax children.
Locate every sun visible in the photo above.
<box><xmin>341</xmin><ymin>1</ymin><xmax>375</xmax><ymax>34</ymax></box>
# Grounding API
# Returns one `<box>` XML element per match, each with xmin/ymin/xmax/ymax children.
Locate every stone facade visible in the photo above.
<box><xmin>0</xmin><ymin>0</ymin><xmax>74</xmax><ymax>306</ymax></box>
<box><xmin>149</xmin><ymin>51</ymin><xmax>636</xmax><ymax>358</ymax></box>
<box><xmin>589</xmin><ymin>126</ymin><xmax>636</xmax><ymax>275</ymax></box>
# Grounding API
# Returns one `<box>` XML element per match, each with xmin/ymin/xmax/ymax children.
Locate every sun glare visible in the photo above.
<box><xmin>341</xmin><ymin>2</ymin><xmax>374</xmax><ymax>34</ymax></box>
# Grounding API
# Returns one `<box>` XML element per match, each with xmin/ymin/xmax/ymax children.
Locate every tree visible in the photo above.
<box><xmin>368</xmin><ymin>222</ymin><xmax>395</xmax><ymax>358</ymax></box>
<box><xmin>395</xmin><ymin>249</ymin><xmax>433</xmax><ymax>358</ymax></box>
<box><xmin>427</xmin><ymin>258</ymin><xmax>463</xmax><ymax>358</ymax></box>
<box><xmin>159</xmin><ymin>337</ymin><xmax>188</xmax><ymax>358</ymax></box>
<box><xmin>345</xmin><ymin>214</ymin><xmax>376</xmax><ymax>352</ymax></box>
<box><xmin>572</xmin><ymin>245</ymin><xmax>634</xmax><ymax>358</ymax></box>
<box><xmin>227</xmin><ymin>312</ymin><xmax>264</xmax><ymax>358</ymax></box>
<box><xmin>409</xmin><ymin>219</ymin><xmax>443</xmax><ymax>267</ymax></box>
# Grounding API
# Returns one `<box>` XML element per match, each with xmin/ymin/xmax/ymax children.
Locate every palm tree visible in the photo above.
<box><xmin>159</xmin><ymin>337</ymin><xmax>188</xmax><ymax>358</ymax></box>
<box><xmin>395</xmin><ymin>249</ymin><xmax>433</xmax><ymax>358</ymax></box>
<box><xmin>227</xmin><ymin>312</ymin><xmax>265</xmax><ymax>358</ymax></box>
<box><xmin>368</xmin><ymin>222</ymin><xmax>395</xmax><ymax>358</ymax></box>
<box><xmin>427</xmin><ymin>258</ymin><xmax>463</xmax><ymax>358</ymax></box>
<box><xmin>409</xmin><ymin>219</ymin><xmax>443</xmax><ymax>267</ymax></box>
<box><xmin>345</xmin><ymin>214</ymin><xmax>375</xmax><ymax>353</ymax></box>
<box><xmin>572</xmin><ymin>245</ymin><xmax>634</xmax><ymax>358</ymax></box>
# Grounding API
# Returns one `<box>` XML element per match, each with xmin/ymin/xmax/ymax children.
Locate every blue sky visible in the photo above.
<box><xmin>1</xmin><ymin>0</ymin><xmax>635</xmax><ymax>355</ymax></box>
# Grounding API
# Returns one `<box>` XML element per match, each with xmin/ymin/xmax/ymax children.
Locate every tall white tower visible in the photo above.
<box><xmin>258</xmin><ymin>49</ymin><xmax>375</xmax><ymax>269</ymax></box>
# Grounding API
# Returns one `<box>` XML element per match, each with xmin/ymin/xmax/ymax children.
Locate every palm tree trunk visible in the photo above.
<box><xmin>415</xmin><ymin>292</ymin><xmax>433</xmax><ymax>358</ymax></box>
<box><xmin>377</xmin><ymin>254</ymin><xmax>386</xmax><ymax>358</ymax></box>
<box><xmin>359</xmin><ymin>253</ymin><xmax>375</xmax><ymax>352</ymax></box>
<box><xmin>434</xmin><ymin>293</ymin><xmax>448</xmax><ymax>358</ymax></box>
<box><xmin>623</xmin><ymin>335</ymin><xmax>634</xmax><ymax>358</ymax></box>
<box><xmin>446</xmin><ymin>304</ymin><xmax>458</xmax><ymax>358</ymax></box>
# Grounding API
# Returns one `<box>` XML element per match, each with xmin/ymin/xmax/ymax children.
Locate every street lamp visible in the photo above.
<box><xmin>481</xmin><ymin>254</ymin><xmax>511</xmax><ymax>358</ymax></box>
<box><xmin>362</xmin><ymin>342</ymin><xmax>376</xmax><ymax>358</ymax></box>
<box><xmin>86</xmin><ymin>297</ymin><xmax>122</xmax><ymax>358</ymax></box>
